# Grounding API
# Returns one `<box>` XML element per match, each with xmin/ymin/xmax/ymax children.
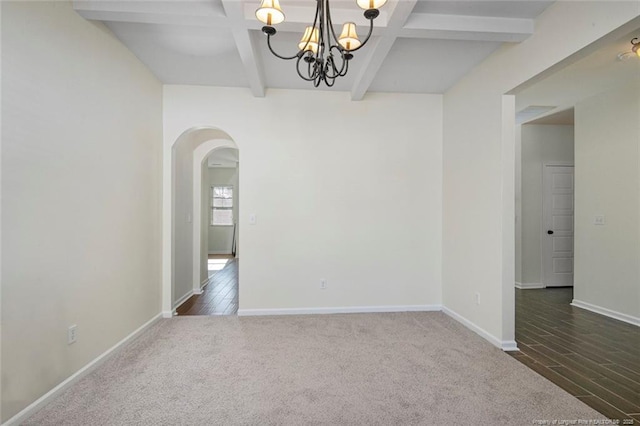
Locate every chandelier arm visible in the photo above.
<box><xmin>329</xmin><ymin>46</ymin><xmax>348</xmax><ymax>77</ymax></box>
<box><xmin>264</xmin><ymin>2</ymin><xmax>322</xmax><ymax>61</ymax></box>
<box><xmin>299</xmin><ymin>2</ymin><xmax>322</xmax><ymax>57</ymax></box>
<box><xmin>295</xmin><ymin>55</ymin><xmax>318</xmax><ymax>81</ymax></box>
<box><xmin>344</xmin><ymin>17</ymin><xmax>374</xmax><ymax>53</ymax></box>
<box><xmin>308</xmin><ymin>57</ymin><xmax>319</xmax><ymax>80</ymax></box>
<box><xmin>322</xmin><ymin>48</ymin><xmax>349</xmax><ymax>79</ymax></box>
<box><xmin>318</xmin><ymin>0</ymin><xmax>326</xmax><ymax>57</ymax></box>
<box><xmin>323</xmin><ymin>54</ymin><xmax>341</xmax><ymax>79</ymax></box>
<box><xmin>323</xmin><ymin>61</ymin><xmax>337</xmax><ymax>86</ymax></box>
<box><xmin>266</xmin><ymin>34</ymin><xmax>301</xmax><ymax>60</ymax></box>
<box><xmin>339</xmin><ymin>54</ymin><xmax>349</xmax><ymax>76</ymax></box>
<box><xmin>325</xmin><ymin>0</ymin><xmax>341</xmax><ymax>46</ymax></box>
<box><xmin>324</xmin><ymin>55</ymin><xmax>336</xmax><ymax>78</ymax></box>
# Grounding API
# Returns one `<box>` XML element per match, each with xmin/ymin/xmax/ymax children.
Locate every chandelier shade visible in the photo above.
<box><xmin>255</xmin><ymin>0</ymin><xmax>285</xmax><ymax>26</ymax></box>
<box><xmin>356</xmin><ymin>0</ymin><xmax>387</xmax><ymax>10</ymax></box>
<box><xmin>299</xmin><ymin>26</ymin><xmax>320</xmax><ymax>53</ymax></box>
<box><xmin>256</xmin><ymin>0</ymin><xmax>385</xmax><ymax>87</ymax></box>
<box><xmin>338</xmin><ymin>22</ymin><xmax>361</xmax><ymax>51</ymax></box>
<box><xmin>632</xmin><ymin>38</ymin><xmax>640</xmax><ymax>57</ymax></box>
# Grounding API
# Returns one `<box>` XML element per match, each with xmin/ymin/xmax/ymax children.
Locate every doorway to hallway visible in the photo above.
<box><xmin>177</xmin><ymin>254</ymin><xmax>238</xmax><ymax>316</ymax></box>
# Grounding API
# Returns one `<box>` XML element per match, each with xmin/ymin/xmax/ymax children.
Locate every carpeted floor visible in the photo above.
<box><xmin>27</xmin><ymin>312</ymin><xmax>604</xmax><ymax>425</ymax></box>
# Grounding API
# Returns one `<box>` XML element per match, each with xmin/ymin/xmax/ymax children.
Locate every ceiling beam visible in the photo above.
<box><xmin>221</xmin><ymin>0</ymin><xmax>266</xmax><ymax>98</ymax></box>
<box><xmin>350</xmin><ymin>0</ymin><xmax>418</xmax><ymax>101</ymax></box>
<box><xmin>73</xmin><ymin>0</ymin><xmax>229</xmax><ymax>27</ymax></box>
<box><xmin>400</xmin><ymin>13</ymin><xmax>534</xmax><ymax>42</ymax></box>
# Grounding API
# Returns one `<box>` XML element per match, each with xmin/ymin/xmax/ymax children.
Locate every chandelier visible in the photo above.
<box><xmin>255</xmin><ymin>0</ymin><xmax>387</xmax><ymax>87</ymax></box>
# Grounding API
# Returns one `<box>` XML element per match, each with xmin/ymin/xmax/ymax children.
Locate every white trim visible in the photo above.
<box><xmin>201</xmin><ymin>277</ymin><xmax>211</xmax><ymax>290</ymax></box>
<box><xmin>571</xmin><ymin>299</ymin><xmax>640</xmax><ymax>327</ymax></box>
<box><xmin>442</xmin><ymin>306</ymin><xmax>519</xmax><ymax>352</ymax></box>
<box><xmin>173</xmin><ymin>290</ymin><xmax>193</xmax><ymax>310</ymax></box>
<box><xmin>501</xmin><ymin>341</ymin><xmax>519</xmax><ymax>351</ymax></box>
<box><xmin>200</xmin><ymin>277</ymin><xmax>210</xmax><ymax>287</ymax></box>
<box><xmin>208</xmin><ymin>251</ymin><xmax>233</xmax><ymax>255</ymax></box>
<box><xmin>3</xmin><ymin>313</ymin><xmax>163</xmax><ymax>426</ymax></box>
<box><xmin>162</xmin><ymin>310</ymin><xmax>174</xmax><ymax>318</ymax></box>
<box><xmin>515</xmin><ymin>282</ymin><xmax>545</xmax><ymax>289</ymax></box>
<box><xmin>237</xmin><ymin>305</ymin><xmax>442</xmax><ymax>317</ymax></box>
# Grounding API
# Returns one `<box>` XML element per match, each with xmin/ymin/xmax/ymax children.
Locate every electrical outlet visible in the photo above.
<box><xmin>475</xmin><ymin>293</ymin><xmax>480</xmax><ymax>305</ymax></box>
<box><xmin>68</xmin><ymin>325</ymin><xmax>77</xmax><ymax>344</ymax></box>
<box><xmin>320</xmin><ymin>279</ymin><xmax>327</xmax><ymax>289</ymax></box>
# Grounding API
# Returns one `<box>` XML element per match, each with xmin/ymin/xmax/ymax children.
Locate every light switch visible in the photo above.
<box><xmin>594</xmin><ymin>215</ymin><xmax>605</xmax><ymax>225</ymax></box>
<box><xmin>249</xmin><ymin>213</ymin><xmax>257</xmax><ymax>225</ymax></box>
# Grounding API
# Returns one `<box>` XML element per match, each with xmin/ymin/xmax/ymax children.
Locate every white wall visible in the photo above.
<box><xmin>173</xmin><ymin>136</ymin><xmax>194</xmax><ymax>303</ymax></box>
<box><xmin>208</xmin><ymin>167</ymin><xmax>239</xmax><ymax>254</ymax></box>
<box><xmin>164</xmin><ymin>87</ymin><xmax>443</xmax><ymax>312</ymax></box>
<box><xmin>519</xmin><ymin>125</ymin><xmax>574</xmax><ymax>285</ymax></box>
<box><xmin>201</xmin><ymin>163</ymin><xmax>210</xmax><ymax>280</ymax></box>
<box><xmin>573</xmin><ymin>84</ymin><xmax>640</xmax><ymax>321</ymax></box>
<box><xmin>1</xmin><ymin>1</ymin><xmax>162</xmax><ymax>421</ymax></box>
<box><xmin>443</xmin><ymin>2</ymin><xmax>639</xmax><ymax>345</ymax></box>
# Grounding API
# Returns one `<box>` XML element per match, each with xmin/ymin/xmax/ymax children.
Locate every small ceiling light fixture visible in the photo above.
<box><xmin>256</xmin><ymin>0</ymin><xmax>386</xmax><ymax>87</ymax></box>
<box><xmin>632</xmin><ymin>38</ymin><xmax>640</xmax><ymax>57</ymax></box>
<box><xmin>618</xmin><ymin>37</ymin><xmax>640</xmax><ymax>61</ymax></box>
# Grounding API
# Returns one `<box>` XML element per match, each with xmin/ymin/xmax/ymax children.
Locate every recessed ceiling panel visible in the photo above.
<box><xmin>412</xmin><ymin>0</ymin><xmax>553</xmax><ymax>19</ymax></box>
<box><xmin>105</xmin><ymin>22</ymin><xmax>249</xmax><ymax>87</ymax></box>
<box><xmin>369</xmin><ymin>37</ymin><xmax>501</xmax><ymax>94</ymax></box>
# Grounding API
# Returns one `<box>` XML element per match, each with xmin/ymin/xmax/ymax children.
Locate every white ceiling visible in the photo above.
<box><xmin>526</xmin><ymin>108</ymin><xmax>574</xmax><ymax>125</ymax></box>
<box><xmin>74</xmin><ymin>0</ymin><xmax>554</xmax><ymax>99</ymax></box>
<box><xmin>515</xmin><ymin>28</ymin><xmax>640</xmax><ymax>124</ymax></box>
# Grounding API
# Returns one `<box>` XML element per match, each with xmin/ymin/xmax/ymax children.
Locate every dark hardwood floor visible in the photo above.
<box><xmin>176</xmin><ymin>256</ymin><xmax>238</xmax><ymax>316</ymax></box>
<box><xmin>510</xmin><ymin>288</ymin><xmax>640</xmax><ymax>423</ymax></box>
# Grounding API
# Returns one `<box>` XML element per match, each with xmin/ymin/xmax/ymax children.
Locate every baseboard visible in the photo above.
<box><xmin>173</xmin><ymin>290</ymin><xmax>194</xmax><ymax>310</ymax></box>
<box><xmin>571</xmin><ymin>299</ymin><xmax>640</xmax><ymax>327</ymax></box>
<box><xmin>515</xmin><ymin>282</ymin><xmax>544</xmax><ymax>289</ymax></box>
<box><xmin>500</xmin><ymin>340</ymin><xmax>519</xmax><ymax>351</ymax></box>
<box><xmin>208</xmin><ymin>251</ymin><xmax>232</xmax><ymax>255</ymax></box>
<box><xmin>162</xmin><ymin>310</ymin><xmax>174</xmax><ymax>318</ymax></box>
<box><xmin>442</xmin><ymin>306</ymin><xmax>519</xmax><ymax>352</ymax></box>
<box><xmin>199</xmin><ymin>277</ymin><xmax>210</xmax><ymax>291</ymax></box>
<box><xmin>3</xmin><ymin>313</ymin><xmax>163</xmax><ymax>426</ymax></box>
<box><xmin>237</xmin><ymin>304</ymin><xmax>442</xmax><ymax>317</ymax></box>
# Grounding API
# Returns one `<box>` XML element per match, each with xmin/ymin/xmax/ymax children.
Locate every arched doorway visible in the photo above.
<box><xmin>162</xmin><ymin>126</ymin><xmax>238</xmax><ymax>316</ymax></box>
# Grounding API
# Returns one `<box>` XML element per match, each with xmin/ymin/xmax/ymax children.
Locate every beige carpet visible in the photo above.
<box><xmin>27</xmin><ymin>312</ymin><xmax>603</xmax><ymax>425</ymax></box>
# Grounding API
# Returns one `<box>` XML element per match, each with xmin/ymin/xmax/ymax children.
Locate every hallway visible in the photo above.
<box><xmin>509</xmin><ymin>288</ymin><xmax>640</xmax><ymax>422</ymax></box>
<box><xmin>176</xmin><ymin>256</ymin><xmax>238</xmax><ymax>316</ymax></box>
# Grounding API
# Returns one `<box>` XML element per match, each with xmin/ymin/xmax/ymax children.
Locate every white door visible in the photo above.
<box><xmin>542</xmin><ymin>165</ymin><xmax>574</xmax><ymax>287</ymax></box>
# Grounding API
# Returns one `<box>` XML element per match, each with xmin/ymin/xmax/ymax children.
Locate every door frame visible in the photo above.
<box><xmin>541</xmin><ymin>161</ymin><xmax>574</xmax><ymax>287</ymax></box>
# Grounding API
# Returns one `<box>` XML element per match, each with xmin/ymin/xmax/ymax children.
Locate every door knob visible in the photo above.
<box><xmin>547</xmin><ymin>230</ymin><xmax>554</xmax><ymax>235</ymax></box>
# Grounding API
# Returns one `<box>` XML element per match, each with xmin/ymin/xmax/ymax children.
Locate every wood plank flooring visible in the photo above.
<box><xmin>510</xmin><ymin>288</ymin><xmax>640</xmax><ymax>423</ymax></box>
<box><xmin>176</xmin><ymin>257</ymin><xmax>238</xmax><ymax>316</ymax></box>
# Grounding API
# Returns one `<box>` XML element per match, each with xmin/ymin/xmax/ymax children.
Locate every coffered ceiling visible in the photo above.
<box><xmin>73</xmin><ymin>0</ymin><xmax>554</xmax><ymax>99</ymax></box>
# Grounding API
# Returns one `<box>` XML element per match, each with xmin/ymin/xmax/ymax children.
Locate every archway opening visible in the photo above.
<box><xmin>165</xmin><ymin>126</ymin><xmax>239</xmax><ymax>316</ymax></box>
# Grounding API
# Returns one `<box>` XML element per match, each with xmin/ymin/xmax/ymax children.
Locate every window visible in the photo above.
<box><xmin>211</xmin><ymin>185</ymin><xmax>233</xmax><ymax>226</ymax></box>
